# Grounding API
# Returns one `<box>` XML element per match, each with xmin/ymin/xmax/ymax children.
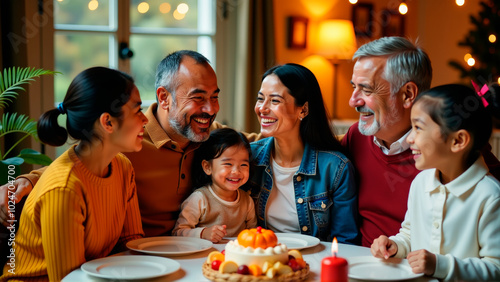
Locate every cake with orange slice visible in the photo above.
<box><xmin>202</xmin><ymin>227</ymin><xmax>309</xmax><ymax>281</ymax></box>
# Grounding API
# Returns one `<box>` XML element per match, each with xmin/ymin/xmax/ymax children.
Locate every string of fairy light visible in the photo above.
<box><xmin>349</xmin><ymin>0</ymin><xmax>499</xmax><ymax>84</ymax></box>
<box><xmin>348</xmin><ymin>0</ymin><xmax>467</xmax><ymax>14</ymax></box>
<box><xmin>55</xmin><ymin>0</ymin><xmax>191</xmax><ymax>20</ymax></box>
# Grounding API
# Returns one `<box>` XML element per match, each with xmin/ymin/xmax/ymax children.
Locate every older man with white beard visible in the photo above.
<box><xmin>341</xmin><ymin>36</ymin><xmax>500</xmax><ymax>247</ymax></box>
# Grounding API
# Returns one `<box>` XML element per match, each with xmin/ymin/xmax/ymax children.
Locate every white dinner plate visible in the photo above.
<box><xmin>348</xmin><ymin>256</ymin><xmax>424</xmax><ymax>281</ymax></box>
<box><xmin>81</xmin><ymin>255</ymin><xmax>180</xmax><ymax>280</ymax></box>
<box><xmin>275</xmin><ymin>233</ymin><xmax>320</xmax><ymax>250</ymax></box>
<box><xmin>126</xmin><ymin>236</ymin><xmax>213</xmax><ymax>256</ymax></box>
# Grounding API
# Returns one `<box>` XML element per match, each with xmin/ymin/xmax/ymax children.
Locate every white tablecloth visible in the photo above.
<box><xmin>63</xmin><ymin>241</ymin><xmax>437</xmax><ymax>282</ymax></box>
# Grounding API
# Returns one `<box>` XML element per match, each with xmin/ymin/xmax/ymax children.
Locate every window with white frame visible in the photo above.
<box><xmin>53</xmin><ymin>0</ymin><xmax>215</xmax><ymax>155</ymax></box>
<box><xmin>53</xmin><ymin>0</ymin><xmax>215</xmax><ymax>104</ymax></box>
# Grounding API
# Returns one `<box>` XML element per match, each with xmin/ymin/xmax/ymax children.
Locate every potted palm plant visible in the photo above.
<box><xmin>0</xmin><ymin>67</ymin><xmax>57</xmax><ymax>183</ymax></box>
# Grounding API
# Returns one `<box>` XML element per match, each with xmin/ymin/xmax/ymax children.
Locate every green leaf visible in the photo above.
<box><xmin>0</xmin><ymin>67</ymin><xmax>59</xmax><ymax>109</ymax></box>
<box><xmin>0</xmin><ymin>113</ymin><xmax>38</xmax><ymax>136</ymax></box>
<box><xmin>0</xmin><ymin>66</ymin><xmax>56</xmax><ymax>164</ymax></box>
<box><xmin>1</xmin><ymin>157</ymin><xmax>24</xmax><ymax>166</ymax></box>
<box><xmin>18</xmin><ymin>149</ymin><xmax>52</xmax><ymax>166</ymax></box>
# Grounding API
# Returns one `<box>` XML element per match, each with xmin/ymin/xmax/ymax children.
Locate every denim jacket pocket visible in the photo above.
<box><xmin>308</xmin><ymin>198</ymin><xmax>332</xmax><ymax>227</ymax></box>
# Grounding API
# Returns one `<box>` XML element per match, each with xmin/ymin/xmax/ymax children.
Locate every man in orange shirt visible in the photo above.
<box><xmin>0</xmin><ymin>50</ymin><xmax>258</xmax><ymax>238</ymax></box>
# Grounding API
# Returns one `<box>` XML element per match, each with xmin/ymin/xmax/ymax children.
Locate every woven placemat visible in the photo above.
<box><xmin>202</xmin><ymin>262</ymin><xmax>310</xmax><ymax>282</ymax></box>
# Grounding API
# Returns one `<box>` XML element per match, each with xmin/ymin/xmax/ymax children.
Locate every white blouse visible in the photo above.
<box><xmin>390</xmin><ymin>156</ymin><xmax>500</xmax><ymax>281</ymax></box>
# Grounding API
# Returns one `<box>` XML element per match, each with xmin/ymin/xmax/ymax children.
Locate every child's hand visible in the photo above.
<box><xmin>201</xmin><ymin>225</ymin><xmax>227</xmax><ymax>243</ymax></box>
<box><xmin>406</xmin><ymin>249</ymin><xmax>436</xmax><ymax>276</ymax></box>
<box><xmin>370</xmin><ymin>235</ymin><xmax>398</xmax><ymax>259</ymax></box>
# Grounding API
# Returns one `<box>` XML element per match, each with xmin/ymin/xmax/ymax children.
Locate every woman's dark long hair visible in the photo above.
<box><xmin>37</xmin><ymin>67</ymin><xmax>135</xmax><ymax>146</ymax></box>
<box><xmin>191</xmin><ymin>128</ymin><xmax>252</xmax><ymax>189</ymax></box>
<box><xmin>262</xmin><ymin>63</ymin><xmax>344</xmax><ymax>153</ymax></box>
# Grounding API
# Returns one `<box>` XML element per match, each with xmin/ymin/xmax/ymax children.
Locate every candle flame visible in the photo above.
<box><xmin>331</xmin><ymin>237</ymin><xmax>338</xmax><ymax>256</ymax></box>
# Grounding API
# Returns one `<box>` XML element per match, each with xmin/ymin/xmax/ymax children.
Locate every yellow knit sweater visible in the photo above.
<box><xmin>1</xmin><ymin>146</ymin><xmax>144</xmax><ymax>281</ymax></box>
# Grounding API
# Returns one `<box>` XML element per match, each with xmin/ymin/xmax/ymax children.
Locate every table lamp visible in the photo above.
<box><xmin>317</xmin><ymin>20</ymin><xmax>357</xmax><ymax>118</ymax></box>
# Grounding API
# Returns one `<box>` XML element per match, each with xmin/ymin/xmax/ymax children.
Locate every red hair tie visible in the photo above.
<box><xmin>471</xmin><ymin>80</ymin><xmax>489</xmax><ymax>108</ymax></box>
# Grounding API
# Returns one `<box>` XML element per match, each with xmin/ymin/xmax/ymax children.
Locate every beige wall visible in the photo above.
<box><xmin>273</xmin><ymin>0</ymin><xmax>481</xmax><ymax>119</ymax></box>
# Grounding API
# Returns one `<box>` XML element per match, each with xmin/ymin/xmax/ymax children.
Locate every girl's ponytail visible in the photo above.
<box><xmin>37</xmin><ymin>108</ymin><xmax>68</xmax><ymax>146</ymax></box>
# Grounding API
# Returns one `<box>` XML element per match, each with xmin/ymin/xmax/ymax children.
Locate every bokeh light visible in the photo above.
<box><xmin>173</xmin><ymin>9</ymin><xmax>186</xmax><ymax>20</ymax></box>
<box><xmin>177</xmin><ymin>3</ymin><xmax>189</xmax><ymax>14</ymax></box>
<box><xmin>159</xmin><ymin>3</ymin><xmax>171</xmax><ymax>14</ymax></box>
<box><xmin>399</xmin><ymin>2</ymin><xmax>408</xmax><ymax>15</ymax></box>
<box><xmin>489</xmin><ymin>34</ymin><xmax>497</xmax><ymax>43</ymax></box>
<box><xmin>138</xmin><ymin>2</ymin><xmax>150</xmax><ymax>13</ymax></box>
<box><xmin>88</xmin><ymin>0</ymin><xmax>98</xmax><ymax>11</ymax></box>
<box><xmin>467</xmin><ymin>58</ymin><xmax>475</xmax><ymax>66</ymax></box>
<box><xmin>456</xmin><ymin>0</ymin><xmax>465</xmax><ymax>6</ymax></box>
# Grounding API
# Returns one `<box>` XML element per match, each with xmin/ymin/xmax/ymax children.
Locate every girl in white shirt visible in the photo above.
<box><xmin>172</xmin><ymin>128</ymin><xmax>257</xmax><ymax>243</ymax></box>
<box><xmin>371</xmin><ymin>83</ymin><xmax>500</xmax><ymax>281</ymax></box>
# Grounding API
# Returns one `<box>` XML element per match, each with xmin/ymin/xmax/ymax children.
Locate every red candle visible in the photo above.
<box><xmin>321</xmin><ymin>237</ymin><xmax>348</xmax><ymax>282</ymax></box>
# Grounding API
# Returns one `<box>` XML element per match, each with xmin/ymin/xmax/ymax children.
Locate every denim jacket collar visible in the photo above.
<box><xmin>252</xmin><ymin>137</ymin><xmax>317</xmax><ymax>176</ymax></box>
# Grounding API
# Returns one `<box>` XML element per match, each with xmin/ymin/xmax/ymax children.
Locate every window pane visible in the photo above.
<box><xmin>54</xmin><ymin>33</ymin><xmax>110</xmax><ymax>103</ymax></box>
<box><xmin>129</xmin><ymin>35</ymin><xmax>198</xmax><ymax>101</ymax></box>
<box><xmin>130</xmin><ymin>0</ymin><xmax>204</xmax><ymax>30</ymax></box>
<box><xmin>54</xmin><ymin>0</ymin><xmax>112</xmax><ymax>27</ymax></box>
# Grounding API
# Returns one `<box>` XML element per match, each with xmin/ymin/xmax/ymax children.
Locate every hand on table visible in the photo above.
<box><xmin>0</xmin><ymin>178</ymin><xmax>33</xmax><ymax>226</ymax></box>
<box><xmin>370</xmin><ymin>235</ymin><xmax>398</xmax><ymax>259</ymax></box>
<box><xmin>202</xmin><ymin>225</ymin><xmax>227</xmax><ymax>243</ymax></box>
<box><xmin>407</xmin><ymin>249</ymin><xmax>436</xmax><ymax>276</ymax></box>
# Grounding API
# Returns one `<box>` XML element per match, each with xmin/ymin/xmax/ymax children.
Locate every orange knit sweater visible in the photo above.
<box><xmin>0</xmin><ymin>146</ymin><xmax>144</xmax><ymax>281</ymax></box>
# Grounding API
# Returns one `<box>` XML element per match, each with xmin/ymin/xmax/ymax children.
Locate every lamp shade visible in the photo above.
<box><xmin>317</xmin><ymin>20</ymin><xmax>357</xmax><ymax>61</ymax></box>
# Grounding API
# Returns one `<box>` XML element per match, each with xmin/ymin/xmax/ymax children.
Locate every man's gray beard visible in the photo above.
<box><xmin>169</xmin><ymin>118</ymin><xmax>209</xmax><ymax>142</ymax></box>
<box><xmin>358</xmin><ymin>118</ymin><xmax>380</xmax><ymax>136</ymax></box>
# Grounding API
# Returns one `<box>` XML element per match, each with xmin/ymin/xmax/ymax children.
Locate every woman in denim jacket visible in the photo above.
<box><xmin>247</xmin><ymin>63</ymin><xmax>359</xmax><ymax>244</ymax></box>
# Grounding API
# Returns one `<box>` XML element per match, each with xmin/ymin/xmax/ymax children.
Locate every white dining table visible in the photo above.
<box><xmin>63</xmin><ymin>240</ymin><xmax>438</xmax><ymax>282</ymax></box>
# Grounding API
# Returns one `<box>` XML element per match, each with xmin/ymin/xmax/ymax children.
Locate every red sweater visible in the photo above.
<box><xmin>342</xmin><ymin>122</ymin><xmax>500</xmax><ymax>247</ymax></box>
<box><xmin>341</xmin><ymin>123</ymin><xmax>419</xmax><ymax>247</ymax></box>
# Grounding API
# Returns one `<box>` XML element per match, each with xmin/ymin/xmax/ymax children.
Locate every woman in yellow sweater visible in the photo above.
<box><xmin>1</xmin><ymin>67</ymin><xmax>148</xmax><ymax>281</ymax></box>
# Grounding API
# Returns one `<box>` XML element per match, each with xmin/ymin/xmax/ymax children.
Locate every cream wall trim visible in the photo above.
<box><xmin>215</xmin><ymin>0</ymin><xmax>250</xmax><ymax>132</ymax></box>
<box><xmin>25</xmin><ymin>0</ymin><xmax>55</xmax><ymax>160</ymax></box>
<box><xmin>215</xmin><ymin>0</ymin><xmax>237</xmax><ymax>127</ymax></box>
<box><xmin>233</xmin><ymin>1</ymin><xmax>251</xmax><ymax>131</ymax></box>
<box><xmin>39</xmin><ymin>0</ymin><xmax>56</xmax><ymax>159</ymax></box>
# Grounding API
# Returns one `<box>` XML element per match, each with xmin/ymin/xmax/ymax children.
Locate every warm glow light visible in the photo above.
<box><xmin>399</xmin><ymin>2</ymin><xmax>408</xmax><ymax>15</ymax></box>
<box><xmin>57</xmin><ymin>0</ymin><xmax>64</xmax><ymax>2</ymax></box>
<box><xmin>349</xmin><ymin>0</ymin><xmax>358</xmax><ymax>4</ymax></box>
<box><xmin>159</xmin><ymin>3</ymin><xmax>171</xmax><ymax>14</ymax></box>
<box><xmin>88</xmin><ymin>0</ymin><xmax>98</xmax><ymax>11</ymax></box>
<box><xmin>177</xmin><ymin>3</ymin><xmax>189</xmax><ymax>14</ymax></box>
<box><xmin>317</xmin><ymin>20</ymin><xmax>357</xmax><ymax>61</ymax></box>
<box><xmin>173</xmin><ymin>9</ymin><xmax>185</xmax><ymax>20</ymax></box>
<box><xmin>464</xmin><ymin>53</ymin><xmax>472</xmax><ymax>62</ymax></box>
<box><xmin>138</xmin><ymin>2</ymin><xmax>150</xmax><ymax>14</ymax></box>
<box><xmin>467</xmin><ymin>58</ymin><xmax>476</xmax><ymax>66</ymax></box>
<box><xmin>456</xmin><ymin>0</ymin><xmax>465</xmax><ymax>6</ymax></box>
<box><xmin>489</xmin><ymin>34</ymin><xmax>497</xmax><ymax>43</ymax></box>
<box><xmin>331</xmin><ymin>237</ymin><xmax>338</xmax><ymax>256</ymax></box>
<box><xmin>299</xmin><ymin>0</ymin><xmax>336</xmax><ymax>17</ymax></box>
<box><xmin>137</xmin><ymin>2</ymin><xmax>149</xmax><ymax>14</ymax></box>
<box><xmin>498</xmin><ymin>77</ymin><xmax>500</xmax><ymax>84</ymax></box>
